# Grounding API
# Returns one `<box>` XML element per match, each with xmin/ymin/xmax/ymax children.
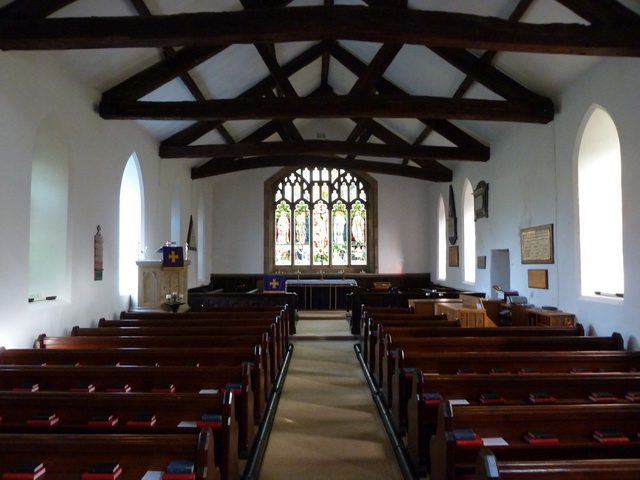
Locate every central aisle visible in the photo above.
<box><xmin>259</xmin><ymin>313</ymin><xmax>404</xmax><ymax>480</ymax></box>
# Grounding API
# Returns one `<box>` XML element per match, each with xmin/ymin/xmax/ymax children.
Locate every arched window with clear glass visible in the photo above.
<box><xmin>267</xmin><ymin>167</ymin><xmax>376</xmax><ymax>272</ymax></box>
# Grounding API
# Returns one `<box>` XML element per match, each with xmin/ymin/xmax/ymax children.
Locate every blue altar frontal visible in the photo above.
<box><xmin>285</xmin><ymin>279</ymin><xmax>357</xmax><ymax>310</ymax></box>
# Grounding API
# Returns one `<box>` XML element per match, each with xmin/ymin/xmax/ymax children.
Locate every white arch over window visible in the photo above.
<box><xmin>119</xmin><ymin>154</ymin><xmax>143</xmax><ymax>298</ymax></box>
<box><xmin>437</xmin><ymin>195</ymin><xmax>446</xmax><ymax>281</ymax></box>
<box><xmin>29</xmin><ymin>113</ymin><xmax>70</xmax><ymax>301</ymax></box>
<box><xmin>578</xmin><ymin>106</ymin><xmax>624</xmax><ymax>297</ymax></box>
<box><xmin>463</xmin><ymin>179</ymin><xmax>476</xmax><ymax>283</ymax></box>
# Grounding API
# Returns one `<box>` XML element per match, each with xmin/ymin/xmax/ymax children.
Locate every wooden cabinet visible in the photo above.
<box><xmin>528</xmin><ymin>308</ymin><xmax>576</xmax><ymax>327</ymax></box>
<box><xmin>433</xmin><ymin>295</ymin><xmax>496</xmax><ymax>328</ymax></box>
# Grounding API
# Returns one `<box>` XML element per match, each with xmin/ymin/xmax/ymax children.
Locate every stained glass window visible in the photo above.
<box><xmin>270</xmin><ymin>167</ymin><xmax>372</xmax><ymax>270</ymax></box>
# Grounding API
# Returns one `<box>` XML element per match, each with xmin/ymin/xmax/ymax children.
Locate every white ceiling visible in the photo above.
<box><xmin>4</xmin><ymin>0</ymin><xmax>639</xmax><ymax>172</ymax></box>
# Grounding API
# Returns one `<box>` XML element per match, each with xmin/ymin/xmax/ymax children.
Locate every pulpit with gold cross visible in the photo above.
<box><xmin>136</xmin><ymin>258</ymin><xmax>190</xmax><ymax>310</ymax></box>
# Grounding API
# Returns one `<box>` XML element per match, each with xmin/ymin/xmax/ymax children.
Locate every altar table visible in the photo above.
<box><xmin>286</xmin><ymin>279</ymin><xmax>358</xmax><ymax>310</ymax></box>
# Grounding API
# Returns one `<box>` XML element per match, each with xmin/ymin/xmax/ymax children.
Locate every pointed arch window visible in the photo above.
<box><xmin>267</xmin><ymin>167</ymin><xmax>376</xmax><ymax>272</ymax></box>
<box><xmin>578</xmin><ymin>106</ymin><xmax>624</xmax><ymax>298</ymax></box>
<box><xmin>119</xmin><ymin>154</ymin><xmax>143</xmax><ymax>298</ymax></box>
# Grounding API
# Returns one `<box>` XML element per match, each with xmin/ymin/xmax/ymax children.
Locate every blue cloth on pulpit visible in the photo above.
<box><xmin>162</xmin><ymin>246</ymin><xmax>184</xmax><ymax>270</ymax></box>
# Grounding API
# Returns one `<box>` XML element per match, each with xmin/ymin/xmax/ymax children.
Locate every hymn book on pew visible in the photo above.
<box><xmin>589</xmin><ymin>391</ymin><xmax>617</xmax><ymax>403</ymax></box>
<box><xmin>127</xmin><ymin>414</ymin><xmax>156</xmax><ymax>427</ymax></box>
<box><xmin>489</xmin><ymin>367</ymin><xmax>511</xmax><ymax>375</ymax></box>
<box><xmin>524</xmin><ymin>430</ymin><xmax>558</xmax><ymax>445</ymax></box>
<box><xmin>528</xmin><ymin>392</ymin><xmax>556</xmax><ymax>404</ymax></box>
<box><xmin>593</xmin><ymin>429</ymin><xmax>630</xmax><ymax>443</ymax></box>
<box><xmin>70</xmin><ymin>382</ymin><xmax>96</xmax><ymax>392</ymax></box>
<box><xmin>453</xmin><ymin>429</ymin><xmax>484</xmax><ymax>446</ymax></box>
<box><xmin>2</xmin><ymin>462</ymin><xmax>45</xmax><ymax>480</ymax></box>
<box><xmin>625</xmin><ymin>391</ymin><xmax>640</xmax><ymax>402</ymax></box>
<box><xmin>87</xmin><ymin>414</ymin><xmax>118</xmax><ymax>427</ymax></box>
<box><xmin>422</xmin><ymin>392</ymin><xmax>442</xmax><ymax>405</ymax></box>
<box><xmin>197</xmin><ymin>413</ymin><xmax>222</xmax><ymax>428</ymax></box>
<box><xmin>161</xmin><ymin>460</ymin><xmax>195</xmax><ymax>480</ymax></box>
<box><xmin>479</xmin><ymin>393</ymin><xmax>505</xmax><ymax>405</ymax></box>
<box><xmin>13</xmin><ymin>383</ymin><xmax>39</xmax><ymax>392</ymax></box>
<box><xmin>151</xmin><ymin>383</ymin><xmax>176</xmax><ymax>393</ymax></box>
<box><xmin>82</xmin><ymin>463</ymin><xmax>123</xmax><ymax>480</ymax></box>
<box><xmin>106</xmin><ymin>383</ymin><xmax>131</xmax><ymax>392</ymax></box>
<box><xmin>26</xmin><ymin>413</ymin><xmax>59</xmax><ymax>426</ymax></box>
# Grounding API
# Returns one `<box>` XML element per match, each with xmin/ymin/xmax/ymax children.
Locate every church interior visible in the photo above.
<box><xmin>1</xmin><ymin>1</ymin><xmax>640</xmax><ymax>479</ymax></box>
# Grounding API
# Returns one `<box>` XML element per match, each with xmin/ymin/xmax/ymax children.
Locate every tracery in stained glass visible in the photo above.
<box><xmin>275</xmin><ymin>201</ymin><xmax>291</xmax><ymax>265</ymax></box>
<box><xmin>332</xmin><ymin>201</ymin><xmax>348</xmax><ymax>265</ymax></box>
<box><xmin>272</xmin><ymin>168</ymin><xmax>370</xmax><ymax>269</ymax></box>
<box><xmin>313</xmin><ymin>201</ymin><xmax>330</xmax><ymax>265</ymax></box>
<box><xmin>294</xmin><ymin>202</ymin><xmax>310</xmax><ymax>265</ymax></box>
<box><xmin>351</xmin><ymin>201</ymin><xmax>367</xmax><ymax>265</ymax></box>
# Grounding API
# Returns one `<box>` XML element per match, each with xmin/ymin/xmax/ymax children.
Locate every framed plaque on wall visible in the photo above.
<box><xmin>520</xmin><ymin>224</ymin><xmax>554</xmax><ymax>264</ymax></box>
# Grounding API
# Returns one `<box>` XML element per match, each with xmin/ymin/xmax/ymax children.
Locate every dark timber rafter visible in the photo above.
<box><xmin>3</xmin><ymin>0</ymin><xmax>639</xmax><ymax>182</ymax></box>
<box><xmin>1</xmin><ymin>7</ymin><xmax>640</xmax><ymax>55</ymax></box>
<box><xmin>98</xmin><ymin>95</ymin><xmax>553</xmax><ymax>123</ymax></box>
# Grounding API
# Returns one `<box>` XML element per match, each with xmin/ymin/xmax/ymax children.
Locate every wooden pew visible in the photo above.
<box><xmin>0</xmin><ymin>391</ymin><xmax>237</xmax><ymax>479</ymax></box>
<box><xmin>370</xmin><ymin>323</ymin><xmax>585</xmax><ymax>380</ymax></box>
<box><xmin>0</xmin><ymin>363</ymin><xmax>255</xmax><ymax>458</ymax></box>
<box><xmin>0</xmin><ymin>428</ymin><xmax>222</xmax><ymax>480</ymax></box>
<box><xmin>430</xmin><ymin>400</ymin><xmax>640</xmax><ymax>480</ymax></box>
<box><xmin>409</xmin><ymin>371</ymin><xmax>640</xmax><ymax>476</ymax></box>
<box><xmin>379</xmin><ymin>332</ymin><xmax>623</xmax><ymax>440</ymax></box>
<box><xmin>105</xmin><ymin>312</ymin><xmax>288</xmax><ymax>341</ymax></box>
<box><xmin>359</xmin><ymin>305</ymin><xmax>415</xmax><ymax>337</ymax></box>
<box><xmin>391</xmin><ymin>349</ymin><xmax>640</xmax><ymax>441</ymax></box>
<box><xmin>35</xmin><ymin>331</ymin><xmax>282</xmax><ymax>387</ymax></box>
<box><xmin>0</xmin><ymin>344</ymin><xmax>268</xmax><ymax>424</ymax></box>
<box><xmin>121</xmin><ymin>306</ymin><xmax>285</xmax><ymax>319</ymax></box>
<box><xmin>377</xmin><ymin>325</ymin><xmax>589</xmax><ymax>405</ymax></box>
<box><xmin>72</xmin><ymin>323</ymin><xmax>284</xmax><ymax>373</ymax></box>
<box><xmin>361</xmin><ymin>314</ymin><xmax>449</xmax><ymax>368</ymax></box>
<box><xmin>475</xmin><ymin>448</ymin><xmax>640</xmax><ymax>480</ymax></box>
<box><xmin>102</xmin><ymin>316</ymin><xmax>288</xmax><ymax>347</ymax></box>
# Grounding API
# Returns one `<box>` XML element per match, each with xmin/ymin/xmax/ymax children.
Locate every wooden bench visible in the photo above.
<box><xmin>409</xmin><ymin>371</ymin><xmax>640</xmax><ymax>476</ymax></box>
<box><xmin>0</xmin><ymin>390</ymin><xmax>237</xmax><ymax>479</ymax></box>
<box><xmin>376</xmin><ymin>325</ymin><xmax>589</xmax><ymax>405</ymax></box>
<box><xmin>106</xmin><ymin>312</ymin><xmax>289</xmax><ymax>346</ymax></box>
<box><xmin>475</xmin><ymin>448</ymin><xmax>640</xmax><ymax>480</ymax></box>
<box><xmin>370</xmin><ymin>323</ymin><xmax>585</xmax><ymax>377</ymax></box>
<box><xmin>121</xmin><ymin>306</ymin><xmax>285</xmax><ymax>319</ymax></box>
<box><xmin>103</xmin><ymin>315</ymin><xmax>288</xmax><ymax>346</ymax></box>
<box><xmin>361</xmin><ymin>314</ymin><xmax>450</xmax><ymax>367</ymax></box>
<box><xmin>378</xmin><ymin>332</ymin><xmax>623</xmax><ymax>441</ymax></box>
<box><xmin>431</xmin><ymin>400</ymin><xmax>640</xmax><ymax>480</ymax></box>
<box><xmin>0</xmin><ymin>344</ymin><xmax>268</xmax><ymax>424</ymax></box>
<box><xmin>186</xmin><ymin>291</ymin><xmax>298</xmax><ymax>333</ymax></box>
<box><xmin>72</xmin><ymin>323</ymin><xmax>284</xmax><ymax>373</ymax></box>
<box><xmin>35</xmin><ymin>332</ymin><xmax>282</xmax><ymax>387</ymax></box>
<box><xmin>0</xmin><ymin>427</ymin><xmax>223</xmax><ymax>480</ymax></box>
<box><xmin>0</xmin><ymin>363</ymin><xmax>255</xmax><ymax>458</ymax></box>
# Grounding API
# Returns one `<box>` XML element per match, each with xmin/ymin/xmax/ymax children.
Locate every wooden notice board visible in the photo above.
<box><xmin>528</xmin><ymin>269</ymin><xmax>548</xmax><ymax>289</ymax></box>
<box><xmin>521</xmin><ymin>224</ymin><xmax>554</xmax><ymax>264</ymax></box>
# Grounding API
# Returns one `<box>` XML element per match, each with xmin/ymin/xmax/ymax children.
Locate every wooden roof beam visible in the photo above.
<box><xmin>162</xmin><ymin>140</ymin><xmax>489</xmax><ymax>162</ymax></box>
<box><xmin>99</xmin><ymin>95</ymin><xmax>554</xmax><ymax>123</ymax></box>
<box><xmin>191</xmin><ymin>154</ymin><xmax>451</xmax><ymax>182</ymax></box>
<box><xmin>2</xmin><ymin>7</ymin><xmax>640</xmax><ymax>55</ymax></box>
